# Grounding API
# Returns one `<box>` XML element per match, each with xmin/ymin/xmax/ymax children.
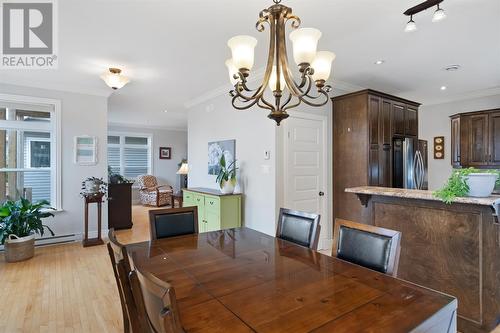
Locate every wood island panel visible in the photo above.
<box><xmin>346</xmin><ymin>186</ymin><xmax>500</xmax><ymax>333</ymax></box>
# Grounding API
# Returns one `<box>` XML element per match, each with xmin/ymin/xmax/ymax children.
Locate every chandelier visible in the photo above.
<box><xmin>225</xmin><ymin>0</ymin><xmax>335</xmax><ymax>125</ymax></box>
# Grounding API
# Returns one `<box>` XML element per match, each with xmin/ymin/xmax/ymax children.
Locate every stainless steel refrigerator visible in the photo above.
<box><xmin>393</xmin><ymin>138</ymin><xmax>428</xmax><ymax>190</ymax></box>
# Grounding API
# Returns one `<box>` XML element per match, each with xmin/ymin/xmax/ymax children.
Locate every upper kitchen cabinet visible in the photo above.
<box><xmin>450</xmin><ymin>109</ymin><xmax>500</xmax><ymax>168</ymax></box>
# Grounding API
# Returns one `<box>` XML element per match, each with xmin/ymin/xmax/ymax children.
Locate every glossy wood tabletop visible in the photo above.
<box><xmin>126</xmin><ymin>227</ymin><xmax>457</xmax><ymax>333</ymax></box>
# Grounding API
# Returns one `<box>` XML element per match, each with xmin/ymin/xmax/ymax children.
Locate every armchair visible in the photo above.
<box><xmin>137</xmin><ymin>175</ymin><xmax>174</xmax><ymax>207</ymax></box>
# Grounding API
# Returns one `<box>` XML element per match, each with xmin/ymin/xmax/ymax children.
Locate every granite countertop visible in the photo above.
<box><xmin>184</xmin><ymin>187</ymin><xmax>242</xmax><ymax>197</ymax></box>
<box><xmin>345</xmin><ymin>186</ymin><xmax>500</xmax><ymax>207</ymax></box>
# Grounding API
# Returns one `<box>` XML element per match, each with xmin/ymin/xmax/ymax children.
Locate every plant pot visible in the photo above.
<box><xmin>85</xmin><ymin>180</ymin><xmax>101</xmax><ymax>194</ymax></box>
<box><xmin>220</xmin><ymin>180</ymin><xmax>235</xmax><ymax>194</ymax></box>
<box><xmin>4</xmin><ymin>234</ymin><xmax>35</xmax><ymax>262</ymax></box>
<box><xmin>465</xmin><ymin>173</ymin><xmax>497</xmax><ymax>197</ymax></box>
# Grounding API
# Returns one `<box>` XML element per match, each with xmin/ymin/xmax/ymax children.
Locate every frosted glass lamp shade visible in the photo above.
<box><xmin>269</xmin><ymin>66</ymin><xmax>286</xmax><ymax>92</ymax></box>
<box><xmin>100</xmin><ymin>68</ymin><xmax>130</xmax><ymax>90</ymax></box>
<box><xmin>176</xmin><ymin>163</ymin><xmax>189</xmax><ymax>175</ymax></box>
<box><xmin>225</xmin><ymin>59</ymin><xmax>239</xmax><ymax>85</ymax></box>
<box><xmin>404</xmin><ymin>19</ymin><xmax>417</xmax><ymax>32</ymax></box>
<box><xmin>227</xmin><ymin>35</ymin><xmax>258</xmax><ymax>71</ymax></box>
<box><xmin>289</xmin><ymin>28</ymin><xmax>322</xmax><ymax>65</ymax></box>
<box><xmin>311</xmin><ymin>51</ymin><xmax>336</xmax><ymax>82</ymax></box>
<box><xmin>432</xmin><ymin>7</ymin><xmax>446</xmax><ymax>22</ymax></box>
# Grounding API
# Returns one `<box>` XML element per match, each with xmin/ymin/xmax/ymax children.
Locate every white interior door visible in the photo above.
<box><xmin>284</xmin><ymin>115</ymin><xmax>328</xmax><ymax>249</ymax></box>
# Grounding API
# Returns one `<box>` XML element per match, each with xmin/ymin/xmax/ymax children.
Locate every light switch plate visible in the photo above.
<box><xmin>264</xmin><ymin>150</ymin><xmax>271</xmax><ymax>160</ymax></box>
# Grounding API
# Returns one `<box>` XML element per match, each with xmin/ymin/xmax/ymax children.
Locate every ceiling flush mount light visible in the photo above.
<box><xmin>440</xmin><ymin>85</ymin><xmax>447</xmax><ymax>90</ymax></box>
<box><xmin>444</xmin><ymin>64</ymin><xmax>461</xmax><ymax>72</ymax></box>
<box><xmin>226</xmin><ymin>0</ymin><xmax>335</xmax><ymax>125</ymax></box>
<box><xmin>101</xmin><ymin>67</ymin><xmax>130</xmax><ymax>90</ymax></box>
<box><xmin>432</xmin><ymin>4</ymin><xmax>446</xmax><ymax>22</ymax></box>
<box><xmin>403</xmin><ymin>0</ymin><xmax>446</xmax><ymax>32</ymax></box>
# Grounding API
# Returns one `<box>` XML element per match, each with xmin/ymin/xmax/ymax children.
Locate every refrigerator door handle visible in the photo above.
<box><xmin>403</xmin><ymin>140</ymin><xmax>408</xmax><ymax>188</ymax></box>
<box><xmin>413</xmin><ymin>150</ymin><xmax>425</xmax><ymax>190</ymax></box>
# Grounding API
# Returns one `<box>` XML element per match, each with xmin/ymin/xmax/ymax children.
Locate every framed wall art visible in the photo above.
<box><xmin>74</xmin><ymin>136</ymin><xmax>98</xmax><ymax>165</ymax></box>
<box><xmin>159</xmin><ymin>147</ymin><xmax>171</xmax><ymax>159</ymax></box>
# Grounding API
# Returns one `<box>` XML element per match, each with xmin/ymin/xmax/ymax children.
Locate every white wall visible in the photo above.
<box><xmin>188</xmin><ymin>97</ymin><xmax>277</xmax><ymax>235</ymax></box>
<box><xmin>0</xmin><ymin>83</ymin><xmax>108</xmax><ymax>239</ymax></box>
<box><xmin>108</xmin><ymin>124</ymin><xmax>187</xmax><ymax>200</ymax></box>
<box><xmin>419</xmin><ymin>94</ymin><xmax>500</xmax><ymax>190</ymax></box>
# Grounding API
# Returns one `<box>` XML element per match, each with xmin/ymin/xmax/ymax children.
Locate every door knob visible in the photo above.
<box><xmin>319</xmin><ymin>191</ymin><xmax>325</xmax><ymax>196</ymax></box>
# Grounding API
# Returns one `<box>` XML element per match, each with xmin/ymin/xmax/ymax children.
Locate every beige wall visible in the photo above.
<box><xmin>419</xmin><ymin>94</ymin><xmax>500</xmax><ymax>190</ymax></box>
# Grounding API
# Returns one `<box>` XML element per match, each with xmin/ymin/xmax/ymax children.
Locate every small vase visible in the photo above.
<box><xmin>220</xmin><ymin>180</ymin><xmax>235</xmax><ymax>194</ymax></box>
<box><xmin>85</xmin><ymin>180</ymin><xmax>100</xmax><ymax>194</ymax></box>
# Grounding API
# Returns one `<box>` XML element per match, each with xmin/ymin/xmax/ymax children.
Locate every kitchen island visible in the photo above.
<box><xmin>345</xmin><ymin>186</ymin><xmax>500</xmax><ymax>333</ymax></box>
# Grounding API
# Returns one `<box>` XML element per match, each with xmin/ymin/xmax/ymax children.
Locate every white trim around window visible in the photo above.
<box><xmin>0</xmin><ymin>93</ymin><xmax>61</xmax><ymax>210</ymax></box>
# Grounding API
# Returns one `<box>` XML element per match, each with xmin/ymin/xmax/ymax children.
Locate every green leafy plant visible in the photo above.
<box><xmin>108</xmin><ymin>166</ymin><xmax>134</xmax><ymax>185</ymax></box>
<box><xmin>0</xmin><ymin>198</ymin><xmax>55</xmax><ymax>244</ymax></box>
<box><xmin>215</xmin><ymin>155</ymin><xmax>238</xmax><ymax>188</ymax></box>
<box><xmin>80</xmin><ymin>176</ymin><xmax>108</xmax><ymax>197</ymax></box>
<box><xmin>434</xmin><ymin>167</ymin><xmax>500</xmax><ymax>204</ymax></box>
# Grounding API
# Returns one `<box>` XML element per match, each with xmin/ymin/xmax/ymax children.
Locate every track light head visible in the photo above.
<box><xmin>432</xmin><ymin>4</ymin><xmax>446</xmax><ymax>22</ymax></box>
<box><xmin>405</xmin><ymin>16</ymin><xmax>417</xmax><ymax>32</ymax></box>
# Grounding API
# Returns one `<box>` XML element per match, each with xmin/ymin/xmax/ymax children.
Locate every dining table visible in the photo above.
<box><xmin>126</xmin><ymin>227</ymin><xmax>457</xmax><ymax>332</ymax></box>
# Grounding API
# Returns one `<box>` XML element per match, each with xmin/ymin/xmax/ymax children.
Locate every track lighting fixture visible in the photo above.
<box><xmin>403</xmin><ymin>0</ymin><xmax>446</xmax><ymax>32</ymax></box>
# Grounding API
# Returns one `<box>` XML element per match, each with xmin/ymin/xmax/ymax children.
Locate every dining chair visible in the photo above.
<box><xmin>129</xmin><ymin>260</ymin><xmax>185</xmax><ymax>333</ymax></box>
<box><xmin>107</xmin><ymin>229</ymin><xmax>148</xmax><ymax>333</ymax></box>
<box><xmin>332</xmin><ymin>218</ymin><xmax>401</xmax><ymax>277</ymax></box>
<box><xmin>276</xmin><ymin>208</ymin><xmax>321</xmax><ymax>250</ymax></box>
<box><xmin>149</xmin><ymin>207</ymin><xmax>198</xmax><ymax>240</ymax></box>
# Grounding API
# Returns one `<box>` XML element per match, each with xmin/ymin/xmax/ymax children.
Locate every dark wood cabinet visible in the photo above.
<box><xmin>450</xmin><ymin>109</ymin><xmax>500</xmax><ymax>168</ymax></box>
<box><xmin>451</xmin><ymin>116</ymin><xmax>461</xmax><ymax>167</ymax></box>
<box><xmin>392</xmin><ymin>102</ymin><xmax>406</xmax><ymax>136</ymax></box>
<box><xmin>108</xmin><ymin>183</ymin><xmax>133</xmax><ymax>229</ymax></box>
<box><xmin>333</xmin><ymin>89</ymin><xmax>420</xmax><ymax>222</ymax></box>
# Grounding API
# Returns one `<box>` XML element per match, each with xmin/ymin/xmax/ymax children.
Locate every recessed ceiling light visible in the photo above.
<box><xmin>440</xmin><ymin>86</ymin><xmax>447</xmax><ymax>91</ymax></box>
<box><xmin>444</xmin><ymin>64</ymin><xmax>461</xmax><ymax>72</ymax></box>
<box><xmin>163</xmin><ymin>110</ymin><xmax>168</xmax><ymax>113</ymax></box>
<box><xmin>374</xmin><ymin>60</ymin><xmax>385</xmax><ymax>65</ymax></box>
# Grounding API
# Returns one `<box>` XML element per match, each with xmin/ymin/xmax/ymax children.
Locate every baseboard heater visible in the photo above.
<box><xmin>0</xmin><ymin>234</ymin><xmax>77</xmax><ymax>252</ymax></box>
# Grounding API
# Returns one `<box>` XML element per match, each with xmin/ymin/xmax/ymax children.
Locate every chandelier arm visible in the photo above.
<box><xmin>297</xmin><ymin>89</ymin><xmax>330</xmax><ymax>107</ymax></box>
<box><xmin>283</xmin><ymin>98</ymin><xmax>302</xmax><ymax>112</ymax></box>
<box><xmin>276</xmin><ymin>13</ymin><xmax>304</xmax><ymax>99</ymax></box>
<box><xmin>280</xmin><ymin>92</ymin><xmax>293</xmax><ymax>109</ymax></box>
<box><xmin>257</xmin><ymin>96</ymin><xmax>275</xmax><ymax>111</ymax></box>
<box><xmin>231</xmin><ymin>94</ymin><xmax>261</xmax><ymax>110</ymax></box>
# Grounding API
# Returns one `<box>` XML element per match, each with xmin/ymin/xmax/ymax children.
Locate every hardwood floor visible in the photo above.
<box><xmin>0</xmin><ymin>205</ymin><xmax>156</xmax><ymax>333</ymax></box>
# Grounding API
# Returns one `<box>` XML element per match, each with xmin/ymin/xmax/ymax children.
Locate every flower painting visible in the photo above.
<box><xmin>208</xmin><ymin>140</ymin><xmax>235</xmax><ymax>175</ymax></box>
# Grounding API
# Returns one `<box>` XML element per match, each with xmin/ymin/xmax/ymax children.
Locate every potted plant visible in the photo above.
<box><xmin>0</xmin><ymin>198</ymin><xmax>54</xmax><ymax>262</ymax></box>
<box><xmin>81</xmin><ymin>177</ymin><xmax>108</xmax><ymax>197</ymax></box>
<box><xmin>108</xmin><ymin>166</ymin><xmax>134</xmax><ymax>185</ymax></box>
<box><xmin>434</xmin><ymin>168</ymin><xmax>500</xmax><ymax>204</ymax></box>
<box><xmin>216</xmin><ymin>155</ymin><xmax>238</xmax><ymax>194</ymax></box>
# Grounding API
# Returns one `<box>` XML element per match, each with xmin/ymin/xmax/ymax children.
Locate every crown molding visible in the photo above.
<box><xmin>183</xmin><ymin>67</ymin><xmax>364</xmax><ymax>109</ymax></box>
<box><xmin>421</xmin><ymin>86</ymin><xmax>500</xmax><ymax>107</ymax></box>
<box><xmin>0</xmin><ymin>80</ymin><xmax>113</xmax><ymax>98</ymax></box>
<box><xmin>108</xmin><ymin>121</ymin><xmax>187</xmax><ymax>132</ymax></box>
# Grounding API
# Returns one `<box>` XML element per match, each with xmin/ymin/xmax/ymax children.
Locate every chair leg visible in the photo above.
<box><xmin>122</xmin><ymin>310</ymin><xmax>130</xmax><ymax>333</ymax></box>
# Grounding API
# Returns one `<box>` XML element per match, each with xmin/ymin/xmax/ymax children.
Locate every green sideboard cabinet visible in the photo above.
<box><xmin>182</xmin><ymin>188</ymin><xmax>241</xmax><ymax>233</ymax></box>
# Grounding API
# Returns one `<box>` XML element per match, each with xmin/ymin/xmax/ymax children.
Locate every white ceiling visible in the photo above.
<box><xmin>0</xmin><ymin>0</ymin><xmax>499</xmax><ymax>129</ymax></box>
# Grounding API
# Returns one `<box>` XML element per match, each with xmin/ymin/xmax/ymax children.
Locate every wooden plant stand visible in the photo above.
<box><xmin>83</xmin><ymin>193</ymin><xmax>105</xmax><ymax>247</ymax></box>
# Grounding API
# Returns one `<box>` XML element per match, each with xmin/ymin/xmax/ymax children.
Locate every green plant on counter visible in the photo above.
<box><xmin>434</xmin><ymin>167</ymin><xmax>500</xmax><ymax>204</ymax></box>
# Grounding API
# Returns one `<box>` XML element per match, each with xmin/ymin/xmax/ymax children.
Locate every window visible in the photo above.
<box><xmin>107</xmin><ymin>133</ymin><xmax>152</xmax><ymax>179</ymax></box>
<box><xmin>0</xmin><ymin>96</ymin><xmax>60</xmax><ymax>208</ymax></box>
